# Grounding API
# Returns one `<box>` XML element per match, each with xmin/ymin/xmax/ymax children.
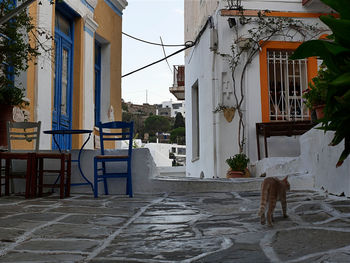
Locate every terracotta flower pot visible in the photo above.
<box><xmin>0</xmin><ymin>105</ymin><xmax>14</xmax><ymax>148</ymax></box>
<box><xmin>223</xmin><ymin>107</ymin><xmax>236</xmax><ymax>123</ymax></box>
<box><xmin>313</xmin><ymin>104</ymin><xmax>325</xmax><ymax>120</ymax></box>
<box><xmin>226</xmin><ymin>170</ymin><xmax>245</xmax><ymax>178</ymax></box>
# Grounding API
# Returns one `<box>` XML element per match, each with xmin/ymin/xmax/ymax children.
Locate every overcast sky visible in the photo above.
<box><xmin>121</xmin><ymin>0</ymin><xmax>185</xmax><ymax>105</ymax></box>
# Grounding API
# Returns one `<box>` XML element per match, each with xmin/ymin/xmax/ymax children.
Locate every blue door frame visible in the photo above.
<box><xmin>94</xmin><ymin>41</ymin><xmax>101</xmax><ymax>126</ymax></box>
<box><xmin>52</xmin><ymin>10</ymin><xmax>74</xmax><ymax>150</ymax></box>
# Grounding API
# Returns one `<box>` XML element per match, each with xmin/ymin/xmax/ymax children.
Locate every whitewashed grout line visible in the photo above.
<box><xmin>231</xmin><ymin>192</ymin><xmax>252</xmax><ymax>203</ymax></box>
<box><xmin>84</xmin><ymin>194</ymin><xmax>169</xmax><ymax>262</ymax></box>
<box><xmin>0</xmin><ymin>199</ymin><xmax>28</xmax><ymax>206</ymax></box>
<box><xmin>26</xmin><ymin>237</ymin><xmax>99</xmax><ymax>242</ymax></box>
<box><xmin>41</xmin><ymin>202</ymin><xmax>62</xmax><ymax>213</ymax></box>
<box><xmin>15</xmin><ymin>249</ymin><xmax>90</xmax><ymax>256</ymax></box>
<box><xmin>0</xmin><ymin>213</ymin><xmax>71</xmax><ymax>257</ymax></box>
<box><xmin>260</xmin><ymin>231</ymin><xmax>281</xmax><ymax>263</ymax></box>
<box><xmin>182</xmin><ymin>237</ymin><xmax>234</xmax><ymax>263</ymax></box>
<box><xmin>261</xmin><ymin>226</ymin><xmax>350</xmax><ymax>263</ymax></box>
<box><xmin>285</xmin><ymin>244</ymin><xmax>350</xmax><ymax>263</ymax></box>
<box><xmin>92</xmin><ymin>257</ymin><xmax>174</xmax><ymax>263</ymax></box>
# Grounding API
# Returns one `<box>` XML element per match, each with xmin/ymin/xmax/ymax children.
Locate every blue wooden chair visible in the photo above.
<box><xmin>94</xmin><ymin>121</ymin><xmax>134</xmax><ymax>198</ymax></box>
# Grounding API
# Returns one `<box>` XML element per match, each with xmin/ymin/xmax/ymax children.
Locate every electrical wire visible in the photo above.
<box><xmin>122</xmin><ymin>16</ymin><xmax>212</xmax><ymax>78</ymax></box>
<box><xmin>160</xmin><ymin>36</ymin><xmax>173</xmax><ymax>74</ymax></box>
<box><xmin>122</xmin><ymin>44</ymin><xmax>193</xmax><ymax>78</ymax></box>
<box><xmin>122</xmin><ymin>32</ymin><xmax>187</xmax><ymax>47</ymax></box>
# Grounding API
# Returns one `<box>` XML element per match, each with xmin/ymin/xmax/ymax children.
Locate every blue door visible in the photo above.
<box><xmin>94</xmin><ymin>41</ymin><xmax>101</xmax><ymax>126</ymax></box>
<box><xmin>52</xmin><ymin>11</ymin><xmax>74</xmax><ymax>150</ymax></box>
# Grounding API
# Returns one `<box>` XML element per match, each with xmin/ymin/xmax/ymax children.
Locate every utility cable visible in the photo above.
<box><xmin>122</xmin><ymin>32</ymin><xmax>187</xmax><ymax>47</ymax></box>
<box><xmin>160</xmin><ymin>36</ymin><xmax>173</xmax><ymax>74</ymax></box>
<box><xmin>122</xmin><ymin>43</ymin><xmax>193</xmax><ymax>78</ymax></box>
<box><xmin>122</xmin><ymin>16</ymin><xmax>212</xmax><ymax>78</ymax></box>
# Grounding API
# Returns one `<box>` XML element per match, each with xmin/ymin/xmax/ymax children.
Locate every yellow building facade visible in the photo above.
<box><xmin>23</xmin><ymin>0</ymin><xmax>127</xmax><ymax>150</ymax></box>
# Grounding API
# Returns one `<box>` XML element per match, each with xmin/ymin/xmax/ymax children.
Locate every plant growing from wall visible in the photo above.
<box><xmin>219</xmin><ymin>5</ymin><xmax>326</xmax><ymax>153</ymax></box>
<box><xmin>0</xmin><ymin>0</ymin><xmax>54</xmax><ymax>107</ymax></box>
<box><xmin>291</xmin><ymin>0</ymin><xmax>350</xmax><ymax>167</ymax></box>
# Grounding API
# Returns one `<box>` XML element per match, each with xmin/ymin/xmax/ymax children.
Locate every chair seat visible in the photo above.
<box><xmin>95</xmin><ymin>155</ymin><xmax>129</xmax><ymax>159</ymax></box>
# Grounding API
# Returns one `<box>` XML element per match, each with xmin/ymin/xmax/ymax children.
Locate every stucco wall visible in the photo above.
<box><xmin>300</xmin><ymin>128</ymin><xmax>350</xmax><ymax>197</ymax></box>
<box><xmin>94</xmin><ymin>1</ymin><xmax>123</xmax><ymax>123</ymax></box>
<box><xmin>184</xmin><ymin>1</ymin><xmax>330</xmax><ymax>178</ymax></box>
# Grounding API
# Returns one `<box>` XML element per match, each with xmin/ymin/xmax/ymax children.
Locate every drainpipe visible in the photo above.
<box><xmin>211</xmin><ymin>13</ymin><xmax>220</xmax><ymax>179</ymax></box>
<box><xmin>212</xmin><ymin>46</ymin><xmax>218</xmax><ymax>178</ymax></box>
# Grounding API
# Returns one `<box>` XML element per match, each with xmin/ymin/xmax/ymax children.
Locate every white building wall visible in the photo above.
<box><xmin>83</xmin><ymin>16</ymin><xmax>98</xmax><ymax>149</ymax></box>
<box><xmin>300</xmin><ymin>128</ymin><xmax>350</xmax><ymax>197</ymax></box>
<box><xmin>144</xmin><ymin>143</ymin><xmax>173</xmax><ymax>167</ymax></box>
<box><xmin>185</xmin><ymin>28</ymin><xmax>217</xmax><ymax>178</ymax></box>
<box><xmin>36</xmin><ymin>1</ymin><xmax>54</xmax><ymax>149</ymax></box>
<box><xmin>185</xmin><ymin>0</ymin><xmax>330</xmax><ymax>178</ymax></box>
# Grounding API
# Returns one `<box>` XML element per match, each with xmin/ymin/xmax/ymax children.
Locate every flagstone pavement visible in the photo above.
<box><xmin>0</xmin><ymin>190</ymin><xmax>350</xmax><ymax>262</ymax></box>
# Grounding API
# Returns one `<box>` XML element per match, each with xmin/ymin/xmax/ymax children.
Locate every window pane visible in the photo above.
<box><xmin>192</xmin><ymin>81</ymin><xmax>199</xmax><ymax>160</ymax></box>
<box><xmin>267</xmin><ymin>49</ymin><xmax>309</xmax><ymax>121</ymax></box>
<box><xmin>56</xmin><ymin>12</ymin><xmax>70</xmax><ymax>36</ymax></box>
<box><xmin>61</xmin><ymin>48</ymin><xmax>68</xmax><ymax>115</ymax></box>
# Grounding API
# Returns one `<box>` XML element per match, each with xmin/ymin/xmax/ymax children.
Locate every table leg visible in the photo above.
<box><xmin>31</xmin><ymin>154</ymin><xmax>37</xmax><ymax>198</ymax></box>
<box><xmin>264</xmin><ymin>134</ymin><xmax>268</xmax><ymax>158</ymax></box>
<box><xmin>25</xmin><ymin>155</ymin><xmax>33</xmax><ymax>199</ymax></box>
<box><xmin>60</xmin><ymin>154</ymin><xmax>65</xmax><ymax>199</ymax></box>
<box><xmin>52</xmin><ymin>134</ymin><xmax>61</xmax><ymax>152</ymax></box>
<box><xmin>0</xmin><ymin>156</ymin><xmax>2</xmax><ymax>197</ymax></box>
<box><xmin>66</xmin><ymin>153</ymin><xmax>71</xmax><ymax>197</ymax></box>
<box><xmin>5</xmin><ymin>159</ymin><xmax>10</xmax><ymax>196</ymax></box>
<box><xmin>77</xmin><ymin>133</ymin><xmax>94</xmax><ymax>191</ymax></box>
<box><xmin>38</xmin><ymin>158</ymin><xmax>43</xmax><ymax>197</ymax></box>
<box><xmin>256</xmin><ymin>124</ymin><xmax>261</xmax><ymax>160</ymax></box>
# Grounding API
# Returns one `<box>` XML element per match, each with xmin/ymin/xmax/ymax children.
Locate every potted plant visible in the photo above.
<box><xmin>226</xmin><ymin>153</ymin><xmax>250</xmax><ymax>178</ymax></box>
<box><xmin>0</xmin><ymin>0</ymin><xmax>42</xmax><ymax>147</ymax></box>
<box><xmin>302</xmin><ymin>64</ymin><xmax>330</xmax><ymax>120</ymax></box>
<box><xmin>213</xmin><ymin>104</ymin><xmax>236</xmax><ymax>123</ymax></box>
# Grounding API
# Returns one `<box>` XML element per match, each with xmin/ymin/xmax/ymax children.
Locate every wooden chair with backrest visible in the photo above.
<box><xmin>0</xmin><ymin>121</ymin><xmax>41</xmax><ymax>198</ymax></box>
<box><xmin>94</xmin><ymin>121</ymin><xmax>134</xmax><ymax>198</ymax></box>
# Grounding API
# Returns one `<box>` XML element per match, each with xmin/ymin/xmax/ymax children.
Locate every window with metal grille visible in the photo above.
<box><xmin>267</xmin><ymin>49</ymin><xmax>309</xmax><ymax>121</ymax></box>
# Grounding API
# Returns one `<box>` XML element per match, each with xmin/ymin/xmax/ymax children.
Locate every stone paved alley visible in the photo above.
<box><xmin>1</xmin><ymin>190</ymin><xmax>350</xmax><ymax>262</ymax></box>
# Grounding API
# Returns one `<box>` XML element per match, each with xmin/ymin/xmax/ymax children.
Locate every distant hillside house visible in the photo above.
<box><xmin>157</xmin><ymin>100</ymin><xmax>185</xmax><ymax>118</ymax></box>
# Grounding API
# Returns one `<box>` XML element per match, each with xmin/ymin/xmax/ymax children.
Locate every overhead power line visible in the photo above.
<box><xmin>160</xmin><ymin>36</ymin><xmax>173</xmax><ymax>74</ymax></box>
<box><xmin>122</xmin><ymin>32</ymin><xmax>187</xmax><ymax>47</ymax></box>
<box><xmin>122</xmin><ymin>16</ymin><xmax>213</xmax><ymax>78</ymax></box>
<box><xmin>122</xmin><ymin>44</ymin><xmax>193</xmax><ymax>78</ymax></box>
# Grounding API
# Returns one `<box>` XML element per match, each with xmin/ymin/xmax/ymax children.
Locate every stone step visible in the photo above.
<box><xmin>149</xmin><ymin>173</ymin><xmax>314</xmax><ymax>194</ymax></box>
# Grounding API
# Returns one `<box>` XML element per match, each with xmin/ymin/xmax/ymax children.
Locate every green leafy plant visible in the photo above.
<box><xmin>226</xmin><ymin>153</ymin><xmax>250</xmax><ymax>172</ymax></box>
<box><xmin>0</xmin><ymin>0</ymin><xmax>52</xmax><ymax>107</ymax></box>
<box><xmin>170</xmin><ymin>127</ymin><xmax>185</xmax><ymax>145</ymax></box>
<box><xmin>302</xmin><ymin>64</ymin><xmax>330</xmax><ymax>109</ymax></box>
<box><xmin>0</xmin><ymin>86</ymin><xmax>29</xmax><ymax>107</ymax></box>
<box><xmin>291</xmin><ymin>0</ymin><xmax>350</xmax><ymax>167</ymax></box>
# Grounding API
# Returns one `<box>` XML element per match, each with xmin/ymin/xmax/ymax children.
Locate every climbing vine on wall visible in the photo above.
<box><xmin>219</xmin><ymin>5</ymin><xmax>327</xmax><ymax>153</ymax></box>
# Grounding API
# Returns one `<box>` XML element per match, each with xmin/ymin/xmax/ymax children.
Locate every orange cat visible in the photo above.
<box><xmin>258</xmin><ymin>176</ymin><xmax>290</xmax><ymax>226</ymax></box>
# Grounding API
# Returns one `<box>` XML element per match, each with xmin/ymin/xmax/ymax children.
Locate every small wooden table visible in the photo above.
<box><xmin>43</xmin><ymin>129</ymin><xmax>93</xmax><ymax>191</ymax></box>
<box><xmin>256</xmin><ymin>121</ymin><xmax>315</xmax><ymax>160</ymax></box>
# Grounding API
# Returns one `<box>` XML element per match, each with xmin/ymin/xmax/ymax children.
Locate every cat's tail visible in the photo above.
<box><xmin>258</xmin><ymin>182</ymin><xmax>269</xmax><ymax>216</ymax></box>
